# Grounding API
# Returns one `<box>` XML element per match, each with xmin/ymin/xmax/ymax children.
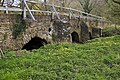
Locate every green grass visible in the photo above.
<box><xmin>0</xmin><ymin>35</ymin><xmax>120</xmax><ymax>80</ymax></box>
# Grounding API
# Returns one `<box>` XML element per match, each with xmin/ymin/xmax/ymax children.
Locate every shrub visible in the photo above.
<box><xmin>102</xmin><ymin>26</ymin><xmax>120</xmax><ymax>37</ymax></box>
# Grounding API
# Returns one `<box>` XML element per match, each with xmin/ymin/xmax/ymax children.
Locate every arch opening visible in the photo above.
<box><xmin>89</xmin><ymin>32</ymin><xmax>92</xmax><ymax>40</ymax></box>
<box><xmin>22</xmin><ymin>37</ymin><xmax>47</xmax><ymax>50</ymax></box>
<box><xmin>71</xmin><ymin>31</ymin><xmax>79</xmax><ymax>43</ymax></box>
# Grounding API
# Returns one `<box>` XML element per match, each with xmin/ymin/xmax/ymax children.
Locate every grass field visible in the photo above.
<box><xmin>0</xmin><ymin>35</ymin><xmax>120</xmax><ymax>80</ymax></box>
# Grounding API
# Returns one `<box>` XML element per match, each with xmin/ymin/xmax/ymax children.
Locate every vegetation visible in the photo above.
<box><xmin>0</xmin><ymin>35</ymin><xmax>120</xmax><ymax>80</ymax></box>
<box><xmin>0</xmin><ymin>0</ymin><xmax>120</xmax><ymax>80</ymax></box>
<box><xmin>102</xmin><ymin>26</ymin><xmax>120</xmax><ymax>37</ymax></box>
<box><xmin>106</xmin><ymin>0</ymin><xmax>120</xmax><ymax>24</ymax></box>
<box><xmin>78</xmin><ymin>0</ymin><xmax>96</xmax><ymax>13</ymax></box>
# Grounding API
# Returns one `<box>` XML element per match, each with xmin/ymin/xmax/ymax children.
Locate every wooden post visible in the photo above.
<box><xmin>69</xmin><ymin>9</ymin><xmax>76</xmax><ymax>19</ymax></box>
<box><xmin>51</xmin><ymin>12</ymin><xmax>55</xmax><ymax>20</ymax></box>
<box><xmin>44</xmin><ymin>0</ymin><xmax>47</xmax><ymax>15</ymax></box>
<box><xmin>69</xmin><ymin>8</ymin><xmax>72</xmax><ymax>20</ymax></box>
<box><xmin>24</xmin><ymin>0</ymin><xmax>35</xmax><ymax>20</ymax></box>
<box><xmin>78</xmin><ymin>12</ymin><xmax>81</xmax><ymax>20</ymax></box>
<box><xmin>22</xmin><ymin>0</ymin><xmax>26</xmax><ymax>19</ymax></box>
<box><xmin>52</xmin><ymin>4</ymin><xmax>60</xmax><ymax>20</ymax></box>
<box><xmin>5</xmin><ymin>4</ymin><xmax>8</xmax><ymax>14</ymax></box>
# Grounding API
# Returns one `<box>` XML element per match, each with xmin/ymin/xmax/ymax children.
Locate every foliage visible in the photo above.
<box><xmin>0</xmin><ymin>35</ymin><xmax>120</xmax><ymax>80</ymax></box>
<box><xmin>106</xmin><ymin>0</ymin><xmax>120</xmax><ymax>24</ymax></box>
<box><xmin>12</xmin><ymin>16</ymin><xmax>27</xmax><ymax>39</ymax></box>
<box><xmin>102</xmin><ymin>26</ymin><xmax>120</xmax><ymax>37</ymax></box>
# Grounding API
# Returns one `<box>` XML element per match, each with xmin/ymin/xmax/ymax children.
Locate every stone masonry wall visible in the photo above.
<box><xmin>0</xmin><ymin>14</ymin><xmax>52</xmax><ymax>50</ymax></box>
<box><xmin>0</xmin><ymin>14</ymin><xmax>102</xmax><ymax>50</ymax></box>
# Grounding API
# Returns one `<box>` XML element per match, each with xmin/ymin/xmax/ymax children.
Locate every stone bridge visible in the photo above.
<box><xmin>0</xmin><ymin>14</ymin><xmax>105</xmax><ymax>50</ymax></box>
<box><xmin>0</xmin><ymin>0</ymin><xmax>108</xmax><ymax>50</ymax></box>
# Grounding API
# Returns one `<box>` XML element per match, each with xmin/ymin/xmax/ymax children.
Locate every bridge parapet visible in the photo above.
<box><xmin>0</xmin><ymin>0</ymin><xmax>106</xmax><ymax>23</ymax></box>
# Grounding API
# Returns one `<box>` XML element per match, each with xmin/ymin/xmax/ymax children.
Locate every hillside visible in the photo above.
<box><xmin>0</xmin><ymin>35</ymin><xmax>120</xmax><ymax>80</ymax></box>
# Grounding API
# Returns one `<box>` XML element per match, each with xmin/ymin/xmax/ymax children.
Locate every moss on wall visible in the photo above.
<box><xmin>12</xmin><ymin>15</ymin><xmax>27</xmax><ymax>39</ymax></box>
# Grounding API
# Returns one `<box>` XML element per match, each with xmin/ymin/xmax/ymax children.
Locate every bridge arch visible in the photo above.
<box><xmin>71</xmin><ymin>31</ymin><xmax>79</xmax><ymax>43</ymax></box>
<box><xmin>22</xmin><ymin>36</ymin><xmax>47</xmax><ymax>50</ymax></box>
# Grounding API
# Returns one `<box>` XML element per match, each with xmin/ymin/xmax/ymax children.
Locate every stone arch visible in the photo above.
<box><xmin>22</xmin><ymin>37</ymin><xmax>47</xmax><ymax>50</ymax></box>
<box><xmin>71</xmin><ymin>31</ymin><xmax>79</xmax><ymax>43</ymax></box>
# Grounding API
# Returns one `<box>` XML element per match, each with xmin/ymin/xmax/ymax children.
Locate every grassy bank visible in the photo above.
<box><xmin>0</xmin><ymin>35</ymin><xmax>120</xmax><ymax>80</ymax></box>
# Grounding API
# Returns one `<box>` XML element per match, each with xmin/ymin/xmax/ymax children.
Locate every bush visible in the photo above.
<box><xmin>102</xmin><ymin>26</ymin><xmax>120</xmax><ymax>37</ymax></box>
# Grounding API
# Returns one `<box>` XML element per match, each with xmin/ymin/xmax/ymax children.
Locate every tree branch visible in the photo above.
<box><xmin>112</xmin><ymin>0</ymin><xmax>120</xmax><ymax>5</ymax></box>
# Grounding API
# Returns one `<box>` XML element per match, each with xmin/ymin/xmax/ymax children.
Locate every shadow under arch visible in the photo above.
<box><xmin>71</xmin><ymin>31</ymin><xmax>79</xmax><ymax>43</ymax></box>
<box><xmin>22</xmin><ymin>37</ymin><xmax>47</xmax><ymax>50</ymax></box>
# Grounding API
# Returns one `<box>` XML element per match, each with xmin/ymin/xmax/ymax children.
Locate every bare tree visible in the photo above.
<box><xmin>78</xmin><ymin>0</ymin><xmax>97</xmax><ymax>13</ymax></box>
